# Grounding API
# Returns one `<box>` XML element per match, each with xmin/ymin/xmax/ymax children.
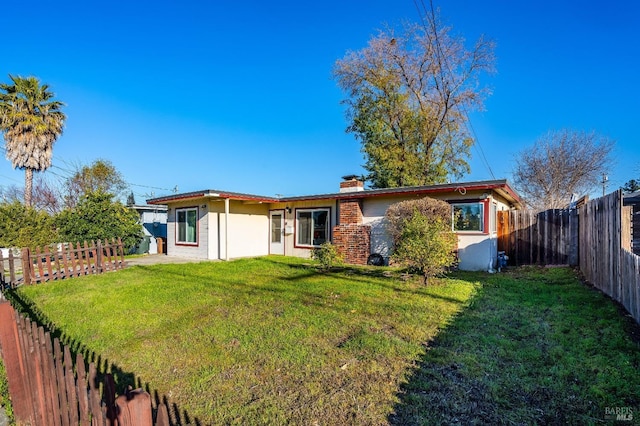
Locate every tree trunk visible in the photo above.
<box><xmin>24</xmin><ymin>168</ymin><xmax>33</xmax><ymax>208</ymax></box>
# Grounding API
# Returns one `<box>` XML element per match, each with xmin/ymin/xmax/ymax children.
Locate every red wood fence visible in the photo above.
<box><xmin>498</xmin><ymin>209</ymin><xmax>579</xmax><ymax>266</ymax></box>
<box><xmin>0</xmin><ymin>299</ymin><xmax>170</xmax><ymax>425</ymax></box>
<box><xmin>0</xmin><ymin>239</ymin><xmax>125</xmax><ymax>288</ymax></box>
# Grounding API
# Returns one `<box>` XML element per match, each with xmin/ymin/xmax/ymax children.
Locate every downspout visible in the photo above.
<box><xmin>486</xmin><ymin>194</ymin><xmax>496</xmax><ymax>273</ymax></box>
<box><xmin>225</xmin><ymin>198</ymin><xmax>230</xmax><ymax>261</ymax></box>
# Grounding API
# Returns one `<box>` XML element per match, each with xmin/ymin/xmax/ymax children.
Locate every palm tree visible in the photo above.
<box><xmin>0</xmin><ymin>75</ymin><xmax>66</xmax><ymax>207</ymax></box>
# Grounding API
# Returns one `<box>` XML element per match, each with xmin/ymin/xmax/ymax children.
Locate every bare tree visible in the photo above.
<box><xmin>512</xmin><ymin>129</ymin><xmax>614</xmax><ymax>209</ymax></box>
<box><xmin>1</xmin><ymin>175</ymin><xmax>63</xmax><ymax>214</ymax></box>
<box><xmin>333</xmin><ymin>10</ymin><xmax>495</xmax><ymax>188</ymax></box>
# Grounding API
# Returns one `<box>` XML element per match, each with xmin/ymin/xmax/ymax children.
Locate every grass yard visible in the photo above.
<box><xmin>15</xmin><ymin>256</ymin><xmax>477</xmax><ymax>425</ymax></box>
<box><xmin>392</xmin><ymin>266</ymin><xmax>640</xmax><ymax>425</ymax></box>
<box><xmin>13</xmin><ymin>258</ymin><xmax>640</xmax><ymax>425</ymax></box>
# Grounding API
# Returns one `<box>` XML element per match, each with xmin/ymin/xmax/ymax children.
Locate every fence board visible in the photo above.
<box><xmin>8</xmin><ymin>251</ymin><xmax>16</xmax><ymax>285</ymax></box>
<box><xmin>2</xmin><ymin>240</ymin><xmax>125</xmax><ymax>287</ymax></box>
<box><xmin>498</xmin><ymin>209</ymin><xmax>576</xmax><ymax>266</ymax></box>
<box><xmin>579</xmin><ymin>191</ymin><xmax>640</xmax><ymax>324</ymax></box>
<box><xmin>0</xmin><ymin>301</ymin><xmax>158</xmax><ymax>425</ymax></box>
<box><xmin>53</xmin><ymin>338</ymin><xmax>69</xmax><ymax>426</ymax></box>
<box><xmin>83</xmin><ymin>241</ymin><xmax>92</xmax><ymax>275</ymax></box>
<box><xmin>499</xmin><ymin>191</ymin><xmax>640</xmax><ymax>325</ymax></box>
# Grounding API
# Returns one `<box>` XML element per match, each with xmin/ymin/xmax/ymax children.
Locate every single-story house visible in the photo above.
<box><xmin>129</xmin><ymin>204</ymin><xmax>168</xmax><ymax>254</ymax></box>
<box><xmin>147</xmin><ymin>177</ymin><xmax>523</xmax><ymax>271</ymax></box>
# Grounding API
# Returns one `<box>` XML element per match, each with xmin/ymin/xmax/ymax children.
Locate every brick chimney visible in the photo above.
<box><xmin>334</xmin><ymin>175</ymin><xmax>371</xmax><ymax>265</ymax></box>
<box><xmin>339</xmin><ymin>175</ymin><xmax>364</xmax><ymax>193</ymax></box>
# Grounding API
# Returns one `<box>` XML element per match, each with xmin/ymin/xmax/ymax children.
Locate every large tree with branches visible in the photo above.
<box><xmin>333</xmin><ymin>10</ymin><xmax>495</xmax><ymax>188</ymax></box>
<box><xmin>63</xmin><ymin>158</ymin><xmax>128</xmax><ymax>209</ymax></box>
<box><xmin>0</xmin><ymin>75</ymin><xmax>66</xmax><ymax>207</ymax></box>
<box><xmin>512</xmin><ymin>129</ymin><xmax>614</xmax><ymax>209</ymax></box>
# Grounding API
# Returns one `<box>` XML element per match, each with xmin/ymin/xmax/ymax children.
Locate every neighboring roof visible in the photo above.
<box><xmin>624</xmin><ymin>190</ymin><xmax>640</xmax><ymax>205</ymax></box>
<box><xmin>129</xmin><ymin>204</ymin><xmax>168</xmax><ymax>212</ymax></box>
<box><xmin>147</xmin><ymin>179</ymin><xmax>523</xmax><ymax>208</ymax></box>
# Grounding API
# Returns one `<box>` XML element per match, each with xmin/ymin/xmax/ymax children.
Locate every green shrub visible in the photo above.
<box><xmin>312</xmin><ymin>242</ymin><xmax>343</xmax><ymax>270</ymax></box>
<box><xmin>0</xmin><ymin>201</ymin><xmax>58</xmax><ymax>248</ymax></box>
<box><xmin>55</xmin><ymin>191</ymin><xmax>143</xmax><ymax>250</ymax></box>
<box><xmin>386</xmin><ymin>198</ymin><xmax>457</xmax><ymax>285</ymax></box>
<box><xmin>385</xmin><ymin>196</ymin><xmax>452</xmax><ymax>246</ymax></box>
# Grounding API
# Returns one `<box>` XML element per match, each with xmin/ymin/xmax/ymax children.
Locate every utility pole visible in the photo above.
<box><xmin>601</xmin><ymin>174</ymin><xmax>608</xmax><ymax>197</ymax></box>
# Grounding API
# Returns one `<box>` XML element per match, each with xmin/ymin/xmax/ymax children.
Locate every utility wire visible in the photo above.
<box><xmin>413</xmin><ymin>0</ymin><xmax>496</xmax><ymax>180</ymax></box>
<box><xmin>0</xmin><ymin>145</ymin><xmax>177</xmax><ymax>197</ymax></box>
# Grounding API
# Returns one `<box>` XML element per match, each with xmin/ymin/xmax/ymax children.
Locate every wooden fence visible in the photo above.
<box><xmin>0</xmin><ymin>299</ymin><xmax>171</xmax><ymax>425</ymax></box>
<box><xmin>579</xmin><ymin>191</ymin><xmax>640</xmax><ymax>323</ymax></box>
<box><xmin>497</xmin><ymin>209</ymin><xmax>579</xmax><ymax>266</ymax></box>
<box><xmin>500</xmin><ymin>191</ymin><xmax>640</xmax><ymax>324</ymax></box>
<box><xmin>0</xmin><ymin>239</ymin><xmax>125</xmax><ymax>288</ymax></box>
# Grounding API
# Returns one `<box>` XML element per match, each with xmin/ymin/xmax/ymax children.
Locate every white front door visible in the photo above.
<box><xmin>270</xmin><ymin>210</ymin><xmax>285</xmax><ymax>255</ymax></box>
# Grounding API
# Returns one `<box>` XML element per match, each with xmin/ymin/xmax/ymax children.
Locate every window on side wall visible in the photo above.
<box><xmin>452</xmin><ymin>203</ymin><xmax>484</xmax><ymax>232</ymax></box>
<box><xmin>490</xmin><ymin>203</ymin><xmax>497</xmax><ymax>233</ymax></box>
<box><xmin>296</xmin><ymin>208</ymin><xmax>329</xmax><ymax>247</ymax></box>
<box><xmin>176</xmin><ymin>207</ymin><xmax>198</xmax><ymax>244</ymax></box>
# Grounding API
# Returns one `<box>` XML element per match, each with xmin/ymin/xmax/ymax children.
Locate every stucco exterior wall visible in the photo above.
<box><xmin>166</xmin><ymin>201</ymin><xmax>209</xmax><ymax>259</ymax></box>
<box><xmin>456</xmin><ymin>234</ymin><xmax>496</xmax><ymax>271</ymax></box>
<box><xmin>361</xmin><ymin>191</ymin><xmax>513</xmax><ymax>271</ymax></box>
<box><xmin>166</xmin><ymin>199</ymin><xmax>269</xmax><ymax>260</ymax></box>
<box><xmin>206</xmin><ymin>201</ymin><xmax>270</xmax><ymax>260</ymax></box>
<box><xmin>361</xmin><ymin>197</ymin><xmax>394</xmax><ymax>259</ymax></box>
<box><xmin>278</xmin><ymin>199</ymin><xmax>338</xmax><ymax>259</ymax></box>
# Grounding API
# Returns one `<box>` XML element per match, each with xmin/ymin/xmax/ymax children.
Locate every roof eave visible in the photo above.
<box><xmin>147</xmin><ymin>189</ymin><xmax>279</xmax><ymax>205</ymax></box>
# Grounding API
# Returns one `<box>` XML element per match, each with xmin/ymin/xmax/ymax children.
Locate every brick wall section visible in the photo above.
<box><xmin>333</xmin><ymin>198</ymin><xmax>370</xmax><ymax>264</ymax></box>
<box><xmin>339</xmin><ymin>180</ymin><xmax>364</xmax><ymax>192</ymax></box>
<box><xmin>333</xmin><ymin>224</ymin><xmax>371</xmax><ymax>265</ymax></box>
<box><xmin>339</xmin><ymin>199</ymin><xmax>363</xmax><ymax>225</ymax></box>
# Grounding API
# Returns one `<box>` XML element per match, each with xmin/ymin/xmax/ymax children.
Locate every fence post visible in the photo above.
<box><xmin>569</xmin><ymin>209</ymin><xmax>579</xmax><ymax>266</ymax></box>
<box><xmin>117</xmin><ymin>237</ymin><xmax>126</xmax><ymax>269</ymax></box>
<box><xmin>116</xmin><ymin>389</ymin><xmax>154</xmax><ymax>426</ymax></box>
<box><xmin>8</xmin><ymin>250</ymin><xmax>16</xmax><ymax>287</ymax></box>
<box><xmin>96</xmin><ymin>240</ymin><xmax>103</xmax><ymax>273</ymax></box>
<box><xmin>21</xmin><ymin>248</ymin><xmax>31</xmax><ymax>285</ymax></box>
<box><xmin>0</xmin><ymin>251</ymin><xmax>4</xmax><ymax>286</ymax></box>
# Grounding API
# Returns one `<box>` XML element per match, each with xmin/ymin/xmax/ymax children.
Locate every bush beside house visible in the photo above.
<box><xmin>386</xmin><ymin>197</ymin><xmax>458</xmax><ymax>284</ymax></box>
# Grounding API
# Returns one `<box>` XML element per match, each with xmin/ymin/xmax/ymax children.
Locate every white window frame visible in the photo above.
<box><xmin>490</xmin><ymin>203</ymin><xmax>497</xmax><ymax>233</ymax></box>
<box><xmin>176</xmin><ymin>207</ymin><xmax>198</xmax><ymax>245</ymax></box>
<box><xmin>452</xmin><ymin>202</ymin><xmax>484</xmax><ymax>233</ymax></box>
<box><xmin>296</xmin><ymin>208</ymin><xmax>330</xmax><ymax>248</ymax></box>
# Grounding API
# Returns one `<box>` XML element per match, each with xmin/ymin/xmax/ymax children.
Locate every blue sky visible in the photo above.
<box><xmin>1</xmin><ymin>0</ymin><xmax>638</xmax><ymax>201</ymax></box>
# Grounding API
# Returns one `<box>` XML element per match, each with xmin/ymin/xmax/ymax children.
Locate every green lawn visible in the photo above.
<box><xmin>13</xmin><ymin>258</ymin><xmax>640</xmax><ymax>425</ymax></box>
<box><xmin>391</xmin><ymin>266</ymin><xmax>640</xmax><ymax>425</ymax></box>
<box><xmin>15</xmin><ymin>256</ymin><xmax>477</xmax><ymax>424</ymax></box>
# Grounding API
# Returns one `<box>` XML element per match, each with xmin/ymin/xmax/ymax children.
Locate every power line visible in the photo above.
<box><xmin>0</xmin><ymin>145</ymin><xmax>177</xmax><ymax>195</ymax></box>
<box><xmin>412</xmin><ymin>0</ymin><xmax>496</xmax><ymax>180</ymax></box>
<box><xmin>0</xmin><ymin>173</ymin><xmax>22</xmax><ymax>184</ymax></box>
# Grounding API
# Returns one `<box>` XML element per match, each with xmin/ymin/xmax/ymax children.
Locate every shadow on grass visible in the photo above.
<box><xmin>387</xmin><ymin>271</ymin><xmax>502</xmax><ymax>425</ymax></box>
<box><xmin>4</xmin><ymin>288</ymin><xmax>202</xmax><ymax>426</ymax></box>
<box><xmin>388</xmin><ymin>267</ymin><xmax>640</xmax><ymax>425</ymax></box>
<box><xmin>130</xmin><ymin>257</ymin><xmax>451</xmax><ymax>300</ymax></box>
<box><xmin>259</xmin><ymin>257</ymin><xmax>469</xmax><ymax>302</ymax></box>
